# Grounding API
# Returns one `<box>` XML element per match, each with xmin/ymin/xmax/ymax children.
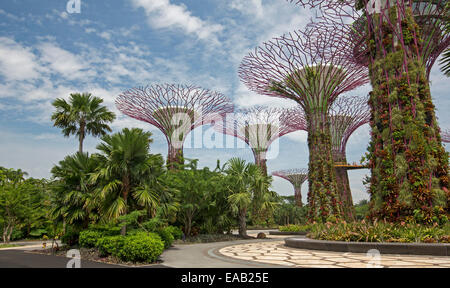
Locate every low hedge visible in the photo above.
<box><xmin>278</xmin><ymin>224</ymin><xmax>311</xmax><ymax>233</ymax></box>
<box><xmin>156</xmin><ymin>227</ymin><xmax>174</xmax><ymax>249</ymax></box>
<box><xmin>96</xmin><ymin>232</ymin><xmax>164</xmax><ymax>263</ymax></box>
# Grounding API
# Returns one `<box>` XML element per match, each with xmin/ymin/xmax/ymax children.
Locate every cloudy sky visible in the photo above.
<box><xmin>0</xmin><ymin>0</ymin><xmax>448</xmax><ymax>204</ymax></box>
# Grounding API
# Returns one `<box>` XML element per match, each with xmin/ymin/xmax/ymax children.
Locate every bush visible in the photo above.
<box><xmin>96</xmin><ymin>235</ymin><xmax>126</xmax><ymax>257</ymax></box>
<box><xmin>156</xmin><ymin>227</ymin><xmax>174</xmax><ymax>249</ymax></box>
<box><xmin>166</xmin><ymin>226</ymin><xmax>183</xmax><ymax>240</ymax></box>
<box><xmin>279</xmin><ymin>224</ymin><xmax>311</xmax><ymax>233</ymax></box>
<box><xmin>120</xmin><ymin>232</ymin><xmax>164</xmax><ymax>263</ymax></box>
<box><xmin>88</xmin><ymin>224</ymin><xmax>121</xmax><ymax>236</ymax></box>
<box><xmin>79</xmin><ymin>230</ymin><xmax>103</xmax><ymax>248</ymax></box>
<box><xmin>61</xmin><ymin>228</ymin><xmax>80</xmax><ymax>246</ymax></box>
<box><xmin>142</xmin><ymin>218</ymin><xmax>165</xmax><ymax>232</ymax></box>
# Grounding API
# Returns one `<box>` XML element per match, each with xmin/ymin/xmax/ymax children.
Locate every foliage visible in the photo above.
<box><xmin>278</xmin><ymin>224</ymin><xmax>312</xmax><ymax>233</ymax></box>
<box><xmin>91</xmin><ymin>128</ymin><xmax>164</xmax><ymax>235</ymax></box>
<box><xmin>166</xmin><ymin>226</ymin><xmax>183</xmax><ymax>240</ymax></box>
<box><xmin>156</xmin><ymin>227</ymin><xmax>174</xmax><ymax>249</ymax></box>
<box><xmin>79</xmin><ymin>230</ymin><xmax>103</xmax><ymax>248</ymax></box>
<box><xmin>96</xmin><ymin>235</ymin><xmax>126</xmax><ymax>257</ymax></box>
<box><xmin>366</xmin><ymin>9</ymin><xmax>449</xmax><ymax>222</ymax></box>
<box><xmin>51</xmin><ymin>92</ymin><xmax>115</xmax><ymax>153</ymax></box>
<box><xmin>273</xmin><ymin>196</ymin><xmax>308</xmax><ymax>225</ymax></box>
<box><xmin>117</xmin><ymin>232</ymin><xmax>164</xmax><ymax>263</ymax></box>
<box><xmin>307</xmin><ymin>220</ymin><xmax>450</xmax><ymax>243</ymax></box>
<box><xmin>50</xmin><ymin>152</ymin><xmax>99</xmax><ymax>229</ymax></box>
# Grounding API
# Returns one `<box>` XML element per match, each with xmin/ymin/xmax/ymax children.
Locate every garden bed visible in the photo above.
<box><xmin>285</xmin><ymin>237</ymin><xmax>450</xmax><ymax>256</ymax></box>
<box><xmin>30</xmin><ymin>246</ymin><xmax>163</xmax><ymax>267</ymax></box>
<box><xmin>269</xmin><ymin>231</ymin><xmax>307</xmax><ymax>236</ymax></box>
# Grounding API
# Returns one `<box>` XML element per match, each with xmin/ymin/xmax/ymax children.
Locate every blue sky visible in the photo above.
<box><xmin>0</xmin><ymin>0</ymin><xmax>448</xmax><ymax>204</ymax></box>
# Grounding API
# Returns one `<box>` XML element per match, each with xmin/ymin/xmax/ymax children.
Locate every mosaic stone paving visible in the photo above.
<box><xmin>218</xmin><ymin>241</ymin><xmax>450</xmax><ymax>268</ymax></box>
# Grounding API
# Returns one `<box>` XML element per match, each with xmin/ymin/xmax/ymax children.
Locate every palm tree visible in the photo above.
<box><xmin>51</xmin><ymin>93</ymin><xmax>116</xmax><ymax>153</ymax></box>
<box><xmin>225</xmin><ymin>158</ymin><xmax>271</xmax><ymax>238</ymax></box>
<box><xmin>91</xmin><ymin>128</ymin><xmax>157</xmax><ymax>235</ymax></box>
<box><xmin>50</xmin><ymin>152</ymin><xmax>99</xmax><ymax>228</ymax></box>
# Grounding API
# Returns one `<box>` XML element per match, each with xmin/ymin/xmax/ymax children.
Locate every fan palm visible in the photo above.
<box><xmin>91</xmin><ymin>128</ymin><xmax>157</xmax><ymax>235</ymax></box>
<box><xmin>50</xmin><ymin>152</ymin><xmax>99</xmax><ymax>228</ymax></box>
<box><xmin>51</xmin><ymin>93</ymin><xmax>116</xmax><ymax>153</ymax></box>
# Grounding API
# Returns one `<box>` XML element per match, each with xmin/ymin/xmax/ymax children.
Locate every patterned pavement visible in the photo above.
<box><xmin>218</xmin><ymin>241</ymin><xmax>450</xmax><ymax>268</ymax></box>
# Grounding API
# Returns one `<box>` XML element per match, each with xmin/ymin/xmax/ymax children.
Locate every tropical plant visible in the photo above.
<box><xmin>225</xmin><ymin>158</ymin><xmax>273</xmax><ymax>238</ymax></box>
<box><xmin>50</xmin><ymin>152</ymin><xmax>99</xmax><ymax>229</ymax></box>
<box><xmin>91</xmin><ymin>128</ymin><xmax>162</xmax><ymax>235</ymax></box>
<box><xmin>51</xmin><ymin>93</ymin><xmax>116</xmax><ymax>153</ymax></box>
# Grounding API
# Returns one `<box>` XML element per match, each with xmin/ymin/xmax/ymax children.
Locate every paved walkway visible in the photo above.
<box><xmin>2</xmin><ymin>231</ymin><xmax>449</xmax><ymax>268</ymax></box>
<box><xmin>218</xmin><ymin>240</ymin><xmax>450</xmax><ymax>268</ymax></box>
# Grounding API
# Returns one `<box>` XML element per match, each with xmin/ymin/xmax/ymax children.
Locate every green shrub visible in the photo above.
<box><xmin>96</xmin><ymin>235</ymin><xmax>126</xmax><ymax>257</ymax></box>
<box><xmin>166</xmin><ymin>226</ymin><xmax>183</xmax><ymax>240</ymax></box>
<box><xmin>88</xmin><ymin>224</ymin><xmax>121</xmax><ymax>236</ymax></box>
<box><xmin>29</xmin><ymin>228</ymin><xmax>48</xmax><ymax>238</ymax></box>
<box><xmin>157</xmin><ymin>227</ymin><xmax>174</xmax><ymax>249</ymax></box>
<box><xmin>142</xmin><ymin>218</ymin><xmax>165</xmax><ymax>231</ymax></box>
<box><xmin>61</xmin><ymin>228</ymin><xmax>80</xmax><ymax>246</ymax></box>
<box><xmin>120</xmin><ymin>232</ymin><xmax>164</xmax><ymax>263</ymax></box>
<box><xmin>279</xmin><ymin>224</ymin><xmax>311</xmax><ymax>233</ymax></box>
<box><xmin>79</xmin><ymin>230</ymin><xmax>103</xmax><ymax>248</ymax></box>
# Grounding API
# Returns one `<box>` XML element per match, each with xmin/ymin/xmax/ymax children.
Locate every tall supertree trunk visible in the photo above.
<box><xmin>307</xmin><ymin>110</ymin><xmax>342</xmax><ymax>221</ymax></box>
<box><xmin>366</xmin><ymin>3</ymin><xmax>449</xmax><ymax>222</ymax></box>
<box><xmin>294</xmin><ymin>185</ymin><xmax>303</xmax><ymax>207</ymax></box>
<box><xmin>167</xmin><ymin>145</ymin><xmax>184</xmax><ymax>169</ymax></box>
<box><xmin>252</xmin><ymin>149</ymin><xmax>268</xmax><ymax>177</ymax></box>
<box><xmin>333</xmin><ymin>152</ymin><xmax>355</xmax><ymax>220</ymax></box>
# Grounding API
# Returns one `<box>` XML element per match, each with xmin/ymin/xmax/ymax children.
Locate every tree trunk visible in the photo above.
<box><xmin>167</xmin><ymin>145</ymin><xmax>184</xmax><ymax>169</ymax></box>
<box><xmin>78</xmin><ymin>122</ymin><xmax>85</xmax><ymax>154</ymax></box>
<box><xmin>238</xmin><ymin>208</ymin><xmax>247</xmax><ymax>238</ymax></box>
<box><xmin>252</xmin><ymin>149</ymin><xmax>268</xmax><ymax>176</ymax></box>
<box><xmin>333</xmin><ymin>152</ymin><xmax>355</xmax><ymax>220</ymax></box>
<box><xmin>365</xmin><ymin>4</ymin><xmax>449</xmax><ymax>222</ymax></box>
<box><xmin>294</xmin><ymin>186</ymin><xmax>303</xmax><ymax>207</ymax></box>
<box><xmin>120</xmin><ymin>175</ymin><xmax>130</xmax><ymax>236</ymax></box>
<box><xmin>306</xmin><ymin>110</ymin><xmax>342</xmax><ymax>222</ymax></box>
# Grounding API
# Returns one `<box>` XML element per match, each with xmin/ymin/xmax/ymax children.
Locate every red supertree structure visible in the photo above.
<box><xmin>273</xmin><ymin>169</ymin><xmax>309</xmax><ymax>207</ymax></box>
<box><xmin>288</xmin><ymin>0</ymin><xmax>449</xmax><ymax>222</ymax></box>
<box><xmin>239</xmin><ymin>27</ymin><xmax>369</xmax><ymax>221</ymax></box>
<box><xmin>288</xmin><ymin>0</ymin><xmax>449</xmax><ymax>79</ymax></box>
<box><xmin>116</xmin><ymin>84</ymin><xmax>234</xmax><ymax>168</ymax></box>
<box><xmin>214</xmin><ymin>106</ymin><xmax>305</xmax><ymax>176</ymax></box>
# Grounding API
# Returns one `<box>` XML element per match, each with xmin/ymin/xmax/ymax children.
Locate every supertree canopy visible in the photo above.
<box><xmin>289</xmin><ymin>0</ymin><xmax>450</xmax><ymax>222</ymax></box>
<box><xmin>298</xmin><ymin>0</ymin><xmax>449</xmax><ymax>79</ymax></box>
<box><xmin>116</xmin><ymin>84</ymin><xmax>234</xmax><ymax>168</ymax></box>
<box><xmin>214</xmin><ymin>106</ymin><xmax>305</xmax><ymax>176</ymax></box>
<box><xmin>273</xmin><ymin>169</ymin><xmax>309</xmax><ymax>207</ymax></box>
<box><xmin>239</xmin><ymin>27</ymin><xmax>368</xmax><ymax>221</ymax></box>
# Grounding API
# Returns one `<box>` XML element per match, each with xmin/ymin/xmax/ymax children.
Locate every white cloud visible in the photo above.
<box><xmin>37</xmin><ymin>42</ymin><xmax>92</xmax><ymax>80</ymax></box>
<box><xmin>285</xmin><ymin>130</ymin><xmax>308</xmax><ymax>143</ymax></box>
<box><xmin>131</xmin><ymin>0</ymin><xmax>223</xmax><ymax>42</ymax></box>
<box><xmin>0</xmin><ymin>37</ymin><xmax>41</xmax><ymax>81</ymax></box>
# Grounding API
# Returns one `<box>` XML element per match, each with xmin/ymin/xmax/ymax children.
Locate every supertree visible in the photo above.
<box><xmin>289</xmin><ymin>0</ymin><xmax>450</xmax><ymax>222</ymax></box>
<box><xmin>329</xmin><ymin>95</ymin><xmax>371</xmax><ymax>219</ymax></box>
<box><xmin>214</xmin><ymin>106</ymin><xmax>305</xmax><ymax>176</ymax></box>
<box><xmin>291</xmin><ymin>95</ymin><xmax>371</xmax><ymax>219</ymax></box>
<box><xmin>116</xmin><ymin>84</ymin><xmax>234</xmax><ymax>168</ymax></box>
<box><xmin>289</xmin><ymin>0</ymin><xmax>450</xmax><ymax>79</ymax></box>
<box><xmin>272</xmin><ymin>169</ymin><xmax>309</xmax><ymax>207</ymax></box>
<box><xmin>239</xmin><ymin>27</ymin><xmax>369</xmax><ymax>221</ymax></box>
